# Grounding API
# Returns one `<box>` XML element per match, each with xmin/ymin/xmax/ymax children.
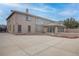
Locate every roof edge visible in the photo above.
<box><xmin>6</xmin><ymin>10</ymin><xmax>54</xmax><ymax>22</ymax></box>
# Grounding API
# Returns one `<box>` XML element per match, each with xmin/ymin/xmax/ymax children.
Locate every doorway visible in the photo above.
<box><xmin>28</xmin><ymin>25</ymin><xmax>31</xmax><ymax>32</ymax></box>
<box><xmin>18</xmin><ymin>25</ymin><xmax>21</xmax><ymax>33</ymax></box>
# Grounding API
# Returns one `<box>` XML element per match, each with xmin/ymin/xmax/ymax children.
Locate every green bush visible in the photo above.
<box><xmin>63</xmin><ymin>17</ymin><xmax>79</xmax><ymax>29</ymax></box>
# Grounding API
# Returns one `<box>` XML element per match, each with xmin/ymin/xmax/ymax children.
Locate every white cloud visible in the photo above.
<box><xmin>30</xmin><ymin>4</ymin><xmax>57</xmax><ymax>13</ymax></box>
<box><xmin>32</xmin><ymin>8</ymin><xmax>48</xmax><ymax>12</ymax></box>
<box><xmin>58</xmin><ymin>9</ymin><xmax>78</xmax><ymax>17</ymax></box>
<box><xmin>0</xmin><ymin>10</ymin><xmax>3</xmax><ymax>16</ymax></box>
<box><xmin>1</xmin><ymin>3</ymin><xmax>30</xmax><ymax>12</ymax></box>
<box><xmin>1</xmin><ymin>3</ymin><xmax>57</xmax><ymax>14</ymax></box>
<box><xmin>58</xmin><ymin>3</ymin><xmax>79</xmax><ymax>17</ymax></box>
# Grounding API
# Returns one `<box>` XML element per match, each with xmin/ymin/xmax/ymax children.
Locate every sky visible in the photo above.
<box><xmin>0</xmin><ymin>3</ymin><xmax>79</xmax><ymax>25</ymax></box>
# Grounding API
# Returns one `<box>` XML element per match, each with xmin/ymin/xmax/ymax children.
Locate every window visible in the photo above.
<box><xmin>18</xmin><ymin>25</ymin><xmax>21</xmax><ymax>33</ymax></box>
<box><xmin>28</xmin><ymin>25</ymin><xmax>31</xmax><ymax>32</ymax></box>
<box><xmin>28</xmin><ymin>16</ymin><xmax>32</xmax><ymax>21</ymax></box>
<box><xmin>26</xmin><ymin>15</ymin><xmax>28</xmax><ymax>21</ymax></box>
<box><xmin>52</xmin><ymin>27</ymin><xmax>55</xmax><ymax>33</ymax></box>
<box><xmin>36</xmin><ymin>18</ymin><xmax>44</xmax><ymax>25</ymax></box>
<box><xmin>48</xmin><ymin>26</ymin><xmax>53</xmax><ymax>32</ymax></box>
<box><xmin>26</xmin><ymin>16</ymin><xmax>32</xmax><ymax>21</ymax></box>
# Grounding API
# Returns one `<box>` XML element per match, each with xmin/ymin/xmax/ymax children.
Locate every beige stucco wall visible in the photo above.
<box><xmin>7</xmin><ymin>13</ymin><xmax>17</xmax><ymax>33</ymax></box>
<box><xmin>7</xmin><ymin>13</ymin><xmax>36</xmax><ymax>34</ymax></box>
<box><xmin>7</xmin><ymin>12</ymin><xmax>65</xmax><ymax>34</ymax></box>
<box><xmin>35</xmin><ymin>18</ymin><xmax>53</xmax><ymax>32</ymax></box>
<box><xmin>7</xmin><ymin>12</ymin><xmax>54</xmax><ymax>34</ymax></box>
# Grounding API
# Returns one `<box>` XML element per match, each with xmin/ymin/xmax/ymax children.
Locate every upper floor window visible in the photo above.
<box><xmin>26</xmin><ymin>16</ymin><xmax>32</xmax><ymax>21</ymax></box>
<box><xmin>36</xmin><ymin>18</ymin><xmax>45</xmax><ymax>25</ymax></box>
<box><xmin>26</xmin><ymin>15</ymin><xmax>28</xmax><ymax>21</ymax></box>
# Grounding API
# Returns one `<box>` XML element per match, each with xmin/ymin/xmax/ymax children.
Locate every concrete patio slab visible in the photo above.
<box><xmin>54</xmin><ymin>39</ymin><xmax>79</xmax><ymax>55</ymax></box>
<box><xmin>0</xmin><ymin>39</ymin><xmax>16</xmax><ymax>48</ymax></box>
<box><xmin>0</xmin><ymin>46</ymin><xmax>28</xmax><ymax>56</ymax></box>
<box><xmin>36</xmin><ymin>47</ymin><xmax>77</xmax><ymax>56</ymax></box>
<box><xmin>0</xmin><ymin>33</ymin><xmax>79</xmax><ymax>56</ymax></box>
<box><xmin>22</xmin><ymin>42</ymin><xmax>52</xmax><ymax>55</ymax></box>
<box><xmin>10</xmin><ymin>36</ymin><xmax>65</xmax><ymax>55</ymax></box>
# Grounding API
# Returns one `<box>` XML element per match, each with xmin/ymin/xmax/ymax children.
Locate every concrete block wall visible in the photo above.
<box><xmin>65</xmin><ymin>29</ymin><xmax>79</xmax><ymax>33</ymax></box>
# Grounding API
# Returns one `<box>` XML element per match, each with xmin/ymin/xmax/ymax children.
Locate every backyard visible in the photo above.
<box><xmin>0</xmin><ymin>33</ymin><xmax>79</xmax><ymax>56</ymax></box>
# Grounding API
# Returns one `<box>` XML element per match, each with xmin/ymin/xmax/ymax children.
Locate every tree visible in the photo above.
<box><xmin>63</xmin><ymin>17</ymin><xmax>79</xmax><ymax>29</ymax></box>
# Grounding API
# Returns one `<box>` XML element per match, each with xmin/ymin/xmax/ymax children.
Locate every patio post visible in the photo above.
<box><xmin>55</xmin><ymin>26</ymin><xmax>58</xmax><ymax>34</ymax></box>
<box><xmin>44</xmin><ymin>26</ymin><xmax>48</xmax><ymax>33</ymax></box>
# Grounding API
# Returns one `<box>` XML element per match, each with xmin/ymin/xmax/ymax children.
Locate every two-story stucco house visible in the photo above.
<box><xmin>6</xmin><ymin>10</ymin><xmax>65</xmax><ymax>34</ymax></box>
